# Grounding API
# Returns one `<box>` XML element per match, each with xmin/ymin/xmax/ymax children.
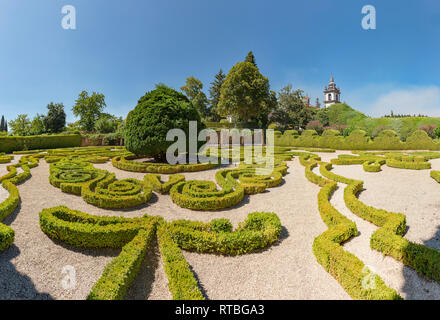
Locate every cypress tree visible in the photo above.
<box><xmin>208</xmin><ymin>69</ymin><xmax>226</xmax><ymax>122</ymax></box>
<box><xmin>0</xmin><ymin>115</ymin><xmax>4</xmax><ymax>131</ymax></box>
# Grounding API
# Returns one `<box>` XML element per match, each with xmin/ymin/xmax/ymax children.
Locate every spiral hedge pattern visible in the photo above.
<box><xmin>49</xmin><ymin>160</ymin><xmax>152</xmax><ymax>209</ymax></box>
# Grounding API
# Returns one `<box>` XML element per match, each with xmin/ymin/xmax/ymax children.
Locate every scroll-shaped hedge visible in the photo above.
<box><xmin>170</xmin><ymin>179</ymin><xmax>244</xmax><ymax>211</ymax></box>
<box><xmin>144</xmin><ymin>174</ymin><xmax>185</xmax><ymax>194</ymax></box>
<box><xmin>302</xmin><ymin>160</ymin><xmax>400</xmax><ymax>299</ymax></box>
<box><xmin>50</xmin><ymin>161</ymin><xmax>108</xmax><ymax>195</ymax></box>
<box><xmin>320</xmin><ymin>163</ymin><xmax>440</xmax><ymax>285</ymax></box>
<box><xmin>81</xmin><ymin>174</ymin><xmax>153</xmax><ymax>209</ymax></box>
<box><xmin>49</xmin><ymin>160</ymin><xmax>153</xmax><ymax>209</ymax></box>
<box><xmin>39</xmin><ymin>206</ymin><xmax>283</xmax><ymax>300</ymax></box>
<box><xmin>0</xmin><ymin>154</ymin><xmax>41</xmax><ymax>251</ymax></box>
<box><xmin>166</xmin><ymin>212</ymin><xmax>282</xmax><ymax>255</ymax></box>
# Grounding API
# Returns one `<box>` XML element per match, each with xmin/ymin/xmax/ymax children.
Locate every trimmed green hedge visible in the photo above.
<box><xmin>112</xmin><ymin>155</ymin><xmax>219</xmax><ymax>174</ymax></box>
<box><xmin>276</xmin><ymin>128</ymin><xmax>440</xmax><ymax>150</ymax></box>
<box><xmin>39</xmin><ymin>206</ymin><xmax>283</xmax><ymax>300</ymax></box>
<box><xmin>88</xmin><ymin>228</ymin><xmax>156</xmax><ymax>300</ymax></box>
<box><xmin>0</xmin><ymin>134</ymin><xmax>82</xmax><ymax>153</ymax></box>
<box><xmin>49</xmin><ymin>160</ymin><xmax>153</xmax><ymax>209</ymax></box>
<box><xmin>169</xmin><ymin>165</ymin><xmax>285</xmax><ymax>211</ymax></box>
<box><xmin>167</xmin><ymin>212</ymin><xmax>282</xmax><ymax>255</ymax></box>
<box><xmin>301</xmin><ymin>159</ymin><xmax>400</xmax><ymax>299</ymax></box>
<box><xmin>157</xmin><ymin>223</ymin><xmax>204</xmax><ymax>300</ymax></box>
<box><xmin>144</xmin><ymin>174</ymin><xmax>185</xmax><ymax>194</ymax></box>
<box><xmin>0</xmin><ymin>153</ymin><xmax>42</xmax><ymax>251</ymax></box>
<box><xmin>320</xmin><ymin>161</ymin><xmax>440</xmax><ymax>285</ymax></box>
<box><xmin>431</xmin><ymin>171</ymin><xmax>440</xmax><ymax>183</ymax></box>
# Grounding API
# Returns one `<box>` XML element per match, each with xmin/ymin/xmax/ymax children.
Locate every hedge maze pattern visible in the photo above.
<box><xmin>298</xmin><ymin>150</ymin><xmax>440</xmax><ymax>300</ymax></box>
<box><xmin>3</xmin><ymin>145</ymin><xmax>440</xmax><ymax>300</ymax></box>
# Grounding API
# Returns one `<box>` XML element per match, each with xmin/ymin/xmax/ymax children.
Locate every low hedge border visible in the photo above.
<box><xmin>112</xmin><ymin>155</ymin><xmax>220</xmax><ymax>174</ymax></box>
<box><xmin>301</xmin><ymin>159</ymin><xmax>401</xmax><ymax>299</ymax></box>
<box><xmin>0</xmin><ymin>154</ymin><xmax>41</xmax><ymax>251</ymax></box>
<box><xmin>87</xmin><ymin>227</ymin><xmax>156</xmax><ymax>300</ymax></box>
<box><xmin>157</xmin><ymin>223</ymin><xmax>205</xmax><ymax>300</ymax></box>
<box><xmin>322</xmin><ymin>161</ymin><xmax>440</xmax><ymax>286</ymax></box>
<box><xmin>431</xmin><ymin>171</ymin><xmax>440</xmax><ymax>183</ymax></box>
<box><xmin>363</xmin><ymin>160</ymin><xmax>385</xmax><ymax>172</ymax></box>
<box><xmin>0</xmin><ymin>155</ymin><xmax>13</xmax><ymax>164</ymax></box>
<box><xmin>386</xmin><ymin>159</ymin><xmax>431</xmax><ymax>170</ymax></box>
<box><xmin>39</xmin><ymin>206</ymin><xmax>283</xmax><ymax>300</ymax></box>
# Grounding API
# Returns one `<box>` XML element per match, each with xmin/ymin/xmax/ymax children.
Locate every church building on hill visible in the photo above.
<box><xmin>323</xmin><ymin>76</ymin><xmax>341</xmax><ymax>108</ymax></box>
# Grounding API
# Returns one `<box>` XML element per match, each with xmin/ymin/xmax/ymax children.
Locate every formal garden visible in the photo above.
<box><xmin>2</xmin><ymin>54</ymin><xmax>440</xmax><ymax>300</ymax></box>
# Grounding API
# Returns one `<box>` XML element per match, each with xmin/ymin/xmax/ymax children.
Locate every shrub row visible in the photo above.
<box><xmin>112</xmin><ymin>155</ymin><xmax>219</xmax><ymax>174</ymax></box>
<box><xmin>344</xmin><ymin>180</ymin><xmax>440</xmax><ymax>283</ymax></box>
<box><xmin>88</xmin><ymin>228</ymin><xmax>156</xmax><ymax>300</ymax></box>
<box><xmin>320</xmin><ymin>162</ymin><xmax>440</xmax><ymax>285</ymax></box>
<box><xmin>276</xmin><ymin>128</ymin><xmax>440</xmax><ymax>150</ymax></box>
<box><xmin>157</xmin><ymin>223</ymin><xmax>205</xmax><ymax>300</ymax></box>
<box><xmin>0</xmin><ymin>134</ymin><xmax>82</xmax><ymax>153</ymax></box>
<box><xmin>385</xmin><ymin>159</ymin><xmax>431</xmax><ymax>170</ymax></box>
<box><xmin>0</xmin><ymin>154</ymin><xmax>41</xmax><ymax>251</ymax></box>
<box><xmin>301</xmin><ymin>159</ymin><xmax>400</xmax><ymax>299</ymax></box>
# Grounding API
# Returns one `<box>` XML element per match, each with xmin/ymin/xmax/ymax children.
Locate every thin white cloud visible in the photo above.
<box><xmin>368</xmin><ymin>86</ymin><xmax>440</xmax><ymax>117</ymax></box>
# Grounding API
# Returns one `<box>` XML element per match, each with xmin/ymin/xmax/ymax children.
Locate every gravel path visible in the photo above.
<box><xmin>0</xmin><ymin>151</ymin><xmax>439</xmax><ymax>299</ymax></box>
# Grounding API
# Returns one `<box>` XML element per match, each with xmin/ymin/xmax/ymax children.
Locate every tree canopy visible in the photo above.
<box><xmin>72</xmin><ymin>91</ymin><xmax>106</xmax><ymax>132</ymax></box>
<box><xmin>217</xmin><ymin>61</ymin><xmax>270</xmax><ymax>124</ymax></box>
<box><xmin>44</xmin><ymin>102</ymin><xmax>66</xmax><ymax>133</ymax></box>
<box><xmin>181</xmin><ymin>76</ymin><xmax>209</xmax><ymax>119</ymax></box>
<box><xmin>125</xmin><ymin>84</ymin><xmax>204</xmax><ymax>162</ymax></box>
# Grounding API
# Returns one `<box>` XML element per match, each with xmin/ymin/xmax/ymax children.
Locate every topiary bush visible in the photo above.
<box><xmin>124</xmin><ymin>85</ymin><xmax>205</xmax><ymax>162</ymax></box>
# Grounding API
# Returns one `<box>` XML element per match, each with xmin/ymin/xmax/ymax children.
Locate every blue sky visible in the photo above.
<box><xmin>0</xmin><ymin>0</ymin><xmax>440</xmax><ymax>124</ymax></box>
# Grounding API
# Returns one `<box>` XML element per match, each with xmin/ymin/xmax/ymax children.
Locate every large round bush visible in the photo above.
<box><xmin>125</xmin><ymin>85</ymin><xmax>205</xmax><ymax>162</ymax></box>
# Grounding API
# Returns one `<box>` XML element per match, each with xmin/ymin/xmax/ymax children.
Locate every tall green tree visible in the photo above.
<box><xmin>0</xmin><ymin>115</ymin><xmax>5</xmax><ymax>132</ymax></box>
<box><xmin>273</xmin><ymin>84</ymin><xmax>314</xmax><ymax>129</ymax></box>
<box><xmin>72</xmin><ymin>91</ymin><xmax>106</xmax><ymax>132</ymax></box>
<box><xmin>30</xmin><ymin>114</ymin><xmax>46</xmax><ymax>135</ymax></box>
<box><xmin>208</xmin><ymin>69</ymin><xmax>226</xmax><ymax>122</ymax></box>
<box><xmin>9</xmin><ymin>114</ymin><xmax>31</xmax><ymax>136</ymax></box>
<box><xmin>245</xmin><ymin>51</ymin><xmax>257</xmax><ymax>67</ymax></box>
<box><xmin>181</xmin><ymin>76</ymin><xmax>209</xmax><ymax>119</ymax></box>
<box><xmin>218</xmin><ymin>61</ymin><xmax>270</xmax><ymax>124</ymax></box>
<box><xmin>44</xmin><ymin>102</ymin><xmax>66</xmax><ymax>133</ymax></box>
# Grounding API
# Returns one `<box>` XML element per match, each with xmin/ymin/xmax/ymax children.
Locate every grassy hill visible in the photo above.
<box><xmin>325</xmin><ymin>103</ymin><xmax>440</xmax><ymax>140</ymax></box>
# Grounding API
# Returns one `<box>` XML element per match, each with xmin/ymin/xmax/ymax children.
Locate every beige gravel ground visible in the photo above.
<box><xmin>0</xmin><ymin>150</ymin><xmax>440</xmax><ymax>299</ymax></box>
